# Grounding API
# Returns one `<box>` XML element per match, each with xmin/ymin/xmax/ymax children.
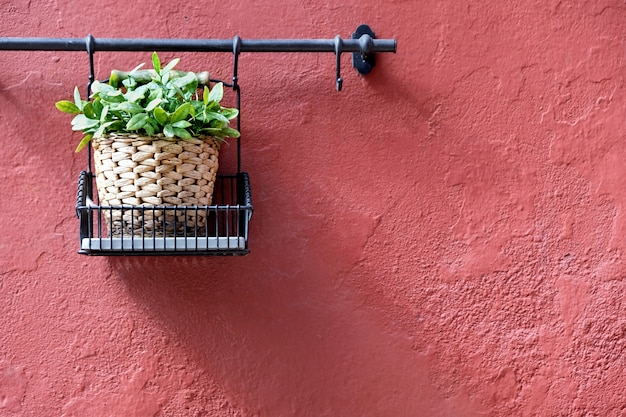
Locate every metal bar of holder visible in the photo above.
<box><xmin>0</xmin><ymin>35</ymin><xmax>396</xmax><ymax>53</ymax></box>
<box><xmin>0</xmin><ymin>24</ymin><xmax>396</xmax><ymax>90</ymax></box>
<box><xmin>0</xmin><ymin>25</ymin><xmax>396</xmax><ymax>255</ymax></box>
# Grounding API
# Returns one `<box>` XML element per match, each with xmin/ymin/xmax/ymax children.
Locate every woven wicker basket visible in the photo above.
<box><xmin>93</xmin><ymin>133</ymin><xmax>221</xmax><ymax>237</ymax></box>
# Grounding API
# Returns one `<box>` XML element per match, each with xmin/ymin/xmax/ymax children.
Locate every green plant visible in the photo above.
<box><xmin>56</xmin><ymin>52</ymin><xmax>240</xmax><ymax>152</ymax></box>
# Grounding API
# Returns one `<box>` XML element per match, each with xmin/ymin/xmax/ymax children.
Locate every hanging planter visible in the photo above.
<box><xmin>56</xmin><ymin>53</ymin><xmax>247</xmax><ymax>249</ymax></box>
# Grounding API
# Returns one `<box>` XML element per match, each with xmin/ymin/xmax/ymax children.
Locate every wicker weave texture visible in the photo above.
<box><xmin>93</xmin><ymin>134</ymin><xmax>220</xmax><ymax>236</ymax></box>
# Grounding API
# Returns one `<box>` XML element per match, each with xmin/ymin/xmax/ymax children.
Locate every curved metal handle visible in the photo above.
<box><xmin>232</xmin><ymin>35</ymin><xmax>241</xmax><ymax>91</ymax></box>
<box><xmin>334</xmin><ymin>35</ymin><xmax>343</xmax><ymax>91</ymax></box>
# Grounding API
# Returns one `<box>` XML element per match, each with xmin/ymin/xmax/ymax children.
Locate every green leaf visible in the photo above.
<box><xmin>128</xmin><ymin>62</ymin><xmax>146</xmax><ymax>76</ymax></box>
<box><xmin>126</xmin><ymin>113</ymin><xmax>148</xmax><ymax>130</ymax></box>
<box><xmin>165</xmin><ymin>86</ymin><xmax>177</xmax><ymax>99</ymax></box>
<box><xmin>172</xmin><ymin>127</ymin><xmax>191</xmax><ymax>139</ymax></box>
<box><xmin>71</xmin><ymin>114</ymin><xmax>99</xmax><ymax>131</ymax></box>
<box><xmin>153</xmin><ymin>107</ymin><xmax>168</xmax><ymax>125</ymax></box>
<box><xmin>117</xmin><ymin>102</ymin><xmax>145</xmax><ymax>114</ymax></box>
<box><xmin>171</xmin><ymin>120</ymin><xmax>191</xmax><ymax>128</ymax></box>
<box><xmin>170</xmin><ymin>102</ymin><xmax>191</xmax><ymax>123</ymax></box>
<box><xmin>109</xmin><ymin>72</ymin><xmax>121</xmax><ymax>88</ymax></box>
<box><xmin>91</xmin><ymin>80</ymin><xmax>116</xmax><ymax>94</ymax></box>
<box><xmin>161</xmin><ymin>71</ymin><xmax>170</xmax><ymax>85</ymax></box>
<box><xmin>75</xmin><ymin>134</ymin><xmax>93</xmax><ymax>153</ymax></box>
<box><xmin>203</xmin><ymin>85</ymin><xmax>209</xmax><ymax>105</ymax></box>
<box><xmin>220</xmin><ymin>108</ymin><xmax>239</xmax><ymax>120</ymax></box>
<box><xmin>82</xmin><ymin>102</ymin><xmax>96</xmax><ymax>118</ymax></box>
<box><xmin>55</xmin><ymin>100</ymin><xmax>80</xmax><ymax>114</ymax></box>
<box><xmin>191</xmin><ymin>101</ymin><xmax>205</xmax><ymax>118</ymax></box>
<box><xmin>99</xmin><ymin>91</ymin><xmax>125</xmax><ymax>103</ymax></box>
<box><xmin>162</xmin><ymin>57</ymin><xmax>180</xmax><ymax>74</ymax></box>
<box><xmin>73</xmin><ymin>86</ymin><xmax>83</xmax><ymax>110</ymax></box>
<box><xmin>93</xmin><ymin>121</ymin><xmax>114</xmax><ymax>138</ymax></box>
<box><xmin>209</xmin><ymin>82</ymin><xmax>223</xmax><ymax>103</ymax></box>
<box><xmin>147</xmin><ymin>86</ymin><xmax>163</xmax><ymax>102</ymax></box>
<box><xmin>171</xmin><ymin>83</ymin><xmax>185</xmax><ymax>100</ymax></box>
<box><xmin>145</xmin><ymin>98</ymin><xmax>162</xmax><ymax>112</ymax></box>
<box><xmin>205</xmin><ymin>111</ymin><xmax>230</xmax><ymax>124</ymax></box>
<box><xmin>146</xmin><ymin>118</ymin><xmax>159</xmax><ymax>132</ymax></box>
<box><xmin>100</xmin><ymin>105</ymin><xmax>109</xmax><ymax>122</ymax></box>
<box><xmin>144</xmin><ymin>122</ymin><xmax>155</xmax><ymax>136</ymax></box>
<box><xmin>124</xmin><ymin>88</ymin><xmax>146</xmax><ymax>103</ymax></box>
<box><xmin>206</xmin><ymin>101</ymin><xmax>220</xmax><ymax>111</ymax></box>
<box><xmin>143</xmin><ymin>118</ymin><xmax>161</xmax><ymax>136</ymax></box>
<box><xmin>203</xmin><ymin>128</ymin><xmax>226</xmax><ymax>136</ymax></box>
<box><xmin>209</xmin><ymin>118</ymin><xmax>226</xmax><ymax>129</ymax></box>
<box><xmin>109</xmin><ymin>121</ymin><xmax>126</xmax><ymax>131</ymax></box>
<box><xmin>163</xmin><ymin>124</ymin><xmax>175</xmax><ymax>138</ymax></box>
<box><xmin>221</xmin><ymin>127</ymin><xmax>240</xmax><ymax>138</ymax></box>
<box><xmin>122</xmin><ymin>77</ymin><xmax>137</xmax><ymax>89</ymax></box>
<box><xmin>93</xmin><ymin>100</ymin><xmax>104</xmax><ymax>118</ymax></box>
<box><xmin>173</xmin><ymin>72</ymin><xmax>198</xmax><ymax>91</ymax></box>
<box><xmin>152</xmin><ymin>52</ymin><xmax>161</xmax><ymax>74</ymax></box>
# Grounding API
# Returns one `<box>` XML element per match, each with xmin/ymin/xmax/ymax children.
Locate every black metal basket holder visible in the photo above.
<box><xmin>76</xmin><ymin>37</ymin><xmax>252</xmax><ymax>256</ymax></box>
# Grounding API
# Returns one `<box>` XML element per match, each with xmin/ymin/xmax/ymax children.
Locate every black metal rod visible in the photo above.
<box><xmin>0</xmin><ymin>35</ymin><xmax>396</xmax><ymax>54</ymax></box>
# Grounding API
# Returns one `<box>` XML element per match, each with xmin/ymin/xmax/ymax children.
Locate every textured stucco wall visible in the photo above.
<box><xmin>1</xmin><ymin>1</ymin><xmax>625</xmax><ymax>416</ymax></box>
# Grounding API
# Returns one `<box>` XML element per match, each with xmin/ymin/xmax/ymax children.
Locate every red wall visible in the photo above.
<box><xmin>1</xmin><ymin>1</ymin><xmax>625</xmax><ymax>416</ymax></box>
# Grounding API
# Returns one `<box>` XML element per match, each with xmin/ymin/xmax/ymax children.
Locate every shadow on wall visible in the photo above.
<box><xmin>111</xmin><ymin>255</ymin><xmax>484</xmax><ymax>417</ymax></box>
<box><xmin>102</xmin><ymin>61</ymin><xmax>486</xmax><ymax>415</ymax></box>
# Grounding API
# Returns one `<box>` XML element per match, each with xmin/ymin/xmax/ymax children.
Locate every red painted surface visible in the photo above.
<box><xmin>1</xmin><ymin>1</ymin><xmax>625</xmax><ymax>416</ymax></box>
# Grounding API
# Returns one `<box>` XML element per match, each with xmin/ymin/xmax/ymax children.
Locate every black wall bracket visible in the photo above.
<box><xmin>352</xmin><ymin>24</ymin><xmax>377</xmax><ymax>76</ymax></box>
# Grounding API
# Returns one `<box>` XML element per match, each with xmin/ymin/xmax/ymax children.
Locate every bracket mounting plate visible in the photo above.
<box><xmin>352</xmin><ymin>24</ymin><xmax>376</xmax><ymax>75</ymax></box>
